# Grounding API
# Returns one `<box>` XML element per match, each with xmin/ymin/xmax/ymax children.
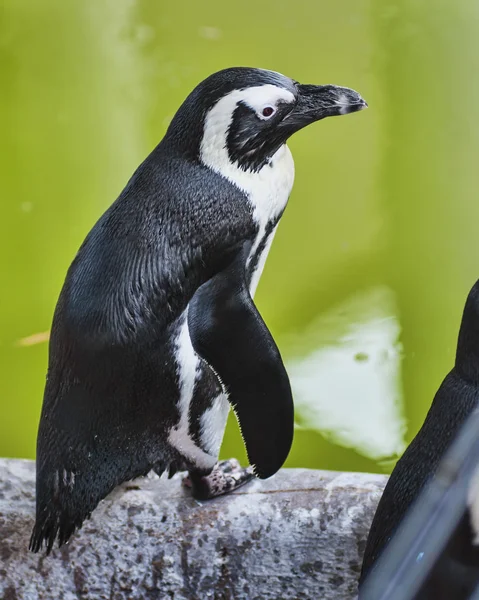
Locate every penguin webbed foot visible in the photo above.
<box><xmin>184</xmin><ymin>458</ymin><xmax>254</xmax><ymax>500</ymax></box>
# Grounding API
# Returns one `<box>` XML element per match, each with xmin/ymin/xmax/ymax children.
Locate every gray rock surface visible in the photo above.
<box><xmin>0</xmin><ymin>458</ymin><xmax>387</xmax><ymax>600</ymax></box>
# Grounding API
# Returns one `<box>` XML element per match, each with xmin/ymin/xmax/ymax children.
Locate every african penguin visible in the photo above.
<box><xmin>360</xmin><ymin>280</ymin><xmax>479</xmax><ymax>599</ymax></box>
<box><xmin>30</xmin><ymin>67</ymin><xmax>367</xmax><ymax>553</ymax></box>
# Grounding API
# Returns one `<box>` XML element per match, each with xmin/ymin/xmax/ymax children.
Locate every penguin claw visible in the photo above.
<box><xmin>185</xmin><ymin>459</ymin><xmax>254</xmax><ymax>500</ymax></box>
<box><xmin>217</xmin><ymin>458</ymin><xmax>241</xmax><ymax>473</ymax></box>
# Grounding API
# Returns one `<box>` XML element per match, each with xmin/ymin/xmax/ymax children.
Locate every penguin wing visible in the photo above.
<box><xmin>188</xmin><ymin>242</ymin><xmax>294</xmax><ymax>479</ymax></box>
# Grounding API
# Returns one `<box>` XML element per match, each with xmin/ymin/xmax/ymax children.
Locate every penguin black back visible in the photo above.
<box><xmin>360</xmin><ymin>280</ymin><xmax>479</xmax><ymax>598</ymax></box>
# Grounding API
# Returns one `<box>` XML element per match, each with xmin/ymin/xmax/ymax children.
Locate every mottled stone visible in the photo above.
<box><xmin>0</xmin><ymin>458</ymin><xmax>387</xmax><ymax>599</ymax></box>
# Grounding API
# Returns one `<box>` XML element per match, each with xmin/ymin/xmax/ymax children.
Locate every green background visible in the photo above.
<box><xmin>1</xmin><ymin>0</ymin><xmax>479</xmax><ymax>474</ymax></box>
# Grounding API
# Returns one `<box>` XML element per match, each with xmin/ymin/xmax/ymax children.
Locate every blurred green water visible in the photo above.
<box><xmin>1</xmin><ymin>0</ymin><xmax>479</xmax><ymax>474</ymax></box>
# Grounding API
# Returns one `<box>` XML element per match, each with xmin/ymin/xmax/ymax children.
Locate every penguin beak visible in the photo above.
<box><xmin>281</xmin><ymin>84</ymin><xmax>367</xmax><ymax>133</ymax></box>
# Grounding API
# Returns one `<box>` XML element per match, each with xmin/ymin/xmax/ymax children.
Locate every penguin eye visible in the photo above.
<box><xmin>261</xmin><ymin>106</ymin><xmax>276</xmax><ymax>118</ymax></box>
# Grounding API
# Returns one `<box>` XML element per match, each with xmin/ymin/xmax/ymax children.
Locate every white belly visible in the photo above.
<box><xmin>246</xmin><ymin>145</ymin><xmax>294</xmax><ymax>297</ymax></box>
<box><xmin>168</xmin><ymin>311</ymin><xmax>219</xmax><ymax>471</ymax></box>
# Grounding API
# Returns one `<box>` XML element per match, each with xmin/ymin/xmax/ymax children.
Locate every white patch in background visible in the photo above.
<box><xmin>168</xmin><ymin>312</ymin><xmax>217</xmax><ymax>470</ymax></box>
<box><xmin>200</xmin><ymin>393</ymin><xmax>230</xmax><ymax>458</ymax></box>
<box><xmin>285</xmin><ymin>286</ymin><xmax>406</xmax><ymax>462</ymax></box>
<box><xmin>86</xmin><ymin>0</ymin><xmax>150</xmax><ymax>175</ymax></box>
<box><xmin>198</xmin><ymin>26</ymin><xmax>222</xmax><ymax>40</ymax></box>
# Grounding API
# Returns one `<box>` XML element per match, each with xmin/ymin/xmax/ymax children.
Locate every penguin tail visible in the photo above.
<box><xmin>30</xmin><ymin>451</ymin><xmax>165</xmax><ymax>553</ymax></box>
<box><xmin>29</xmin><ymin>507</ymin><xmax>84</xmax><ymax>554</ymax></box>
<box><xmin>29</xmin><ymin>463</ymin><xmax>95</xmax><ymax>554</ymax></box>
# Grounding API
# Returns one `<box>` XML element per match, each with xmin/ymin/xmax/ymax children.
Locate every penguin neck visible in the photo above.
<box><xmin>455</xmin><ymin>280</ymin><xmax>479</xmax><ymax>384</ymax></box>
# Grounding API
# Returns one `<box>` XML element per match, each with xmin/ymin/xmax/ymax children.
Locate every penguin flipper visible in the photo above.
<box><xmin>188</xmin><ymin>244</ymin><xmax>294</xmax><ymax>479</ymax></box>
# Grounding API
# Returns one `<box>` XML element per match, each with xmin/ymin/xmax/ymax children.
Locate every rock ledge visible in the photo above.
<box><xmin>0</xmin><ymin>459</ymin><xmax>386</xmax><ymax>600</ymax></box>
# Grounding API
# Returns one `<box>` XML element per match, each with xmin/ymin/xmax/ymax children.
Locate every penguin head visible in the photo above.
<box><xmin>163</xmin><ymin>67</ymin><xmax>367</xmax><ymax>172</ymax></box>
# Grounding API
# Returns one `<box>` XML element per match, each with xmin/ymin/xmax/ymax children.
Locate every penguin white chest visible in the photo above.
<box><xmin>244</xmin><ymin>144</ymin><xmax>295</xmax><ymax>296</ymax></box>
<box><xmin>201</xmin><ymin>130</ymin><xmax>295</xmax><ymax>294</ymax></box>
<box><xmin>246</xmin><ymin>144</ymin><xmax>295</xmax><ymax>229</ymax></box>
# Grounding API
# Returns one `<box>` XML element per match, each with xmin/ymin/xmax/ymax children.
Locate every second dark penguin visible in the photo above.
<box><xmin>30</xmin><ymin>67</ymin><xmax>367</xmax><ymax>553</ymax></box>
<box><xmin>360</xmin><ymin>280</ymin><xmax>479</xmax><ymax>599</ymax></box>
